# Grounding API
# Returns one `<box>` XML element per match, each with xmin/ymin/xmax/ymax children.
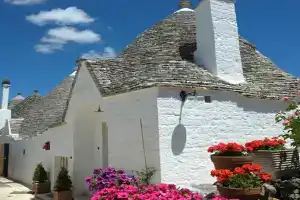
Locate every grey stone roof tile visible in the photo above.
<box><xmin>18</xmin><ymin>75</ymin><xmax>76</xmax><ymax>138</ymax></box>
<box><xmin>83</xmin><ymin>11</ymin><xmax>299</xmax><ymax>99</ymax></box>
<box><xmin>11</xmin><ymin>93</ymin><xmax>42</xmax><ymax>118</ymax></box>
<box><xmin>8</xmin><ymin>99</ymin><xmax>23</xmax><ymax>110</ymax></box>
<box><xmin>9</xmin><ymin>119</ymin><xmax>23</xmax><ymax>134</ymax></box>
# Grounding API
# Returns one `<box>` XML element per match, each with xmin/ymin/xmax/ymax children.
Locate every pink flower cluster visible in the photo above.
<box><xmin>91</xmin><ymin>183</ymin><xmax>233</xmax><ymax>200</ymax></box>
<box><xmin>88</xmin><ymin>167</ymin><xmax>236</xmax><ymax>200</ymax></box>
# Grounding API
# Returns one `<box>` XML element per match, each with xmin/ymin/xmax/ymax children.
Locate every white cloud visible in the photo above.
<box><xmin>45</xmin><ymin>27</ymin><xmax>101</xmax><ymax>43</ymax></box>
<box><xmin>35</xmin><ymin>27</ymin><xmax>101</xmax><ymax>54</ymax></box>
<box><xmin>26</xmin><ymin>7</ymin><xmax>94</xmax><ymax>26</ymax></box>
<box><xmin>81</xmin><ymin>47</ymin><xmax>117</xmax><ymax>60</ymax></box>
<box><xmin>35</xmin><ymin>43</ymin><xmax>63</xmax><ymax>54</ymax></box>
<box><xmin>4</xmin><ymin>0</ymin><xmax>46</xmax><ymax>5</ymax></box>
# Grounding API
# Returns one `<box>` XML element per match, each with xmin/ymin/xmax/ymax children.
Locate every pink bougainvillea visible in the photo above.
<box><xmin>87</xmin><ymin>167</ymin><xmax>237</xmax><ymax>200</ymax></box>
<box><xmin>276</xmin><ymin>92</ymin><xmax>300</xmax><ymax>147</ymax></box>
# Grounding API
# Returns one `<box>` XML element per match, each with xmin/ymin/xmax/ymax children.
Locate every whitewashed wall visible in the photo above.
<box><xmin>105</xmin><ymin>88</ymin><xmax>161</xmax><ymax>183</ymax></box>
<box><xmin>8</xmin><ymin>124</ymin><xmax>73</xmax><ymax>189</ymax></box>
<box><xmin>157</xmin><ymin>89</ymin><xmax>286</xmax><ymax>189</ymax></box>
<box><xmin>67</xmin><ymin>65</ymin><xmax>104</xmax><ymax>196</ymax></box>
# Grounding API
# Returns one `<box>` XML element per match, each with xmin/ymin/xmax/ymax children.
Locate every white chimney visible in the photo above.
<box><xmin>1</xmin><ymin>78</ymin><xmax>11</xmax><ymax>110</ymax></box>
<box><xmin>0</xmin><ymin>78</ymin><xmax>11</xmax><ymax>130</ymax></box>
<box><xmin>194</xmin><ymin>0</ymin><xmax>245</xmax><ymax>84</ymax></box>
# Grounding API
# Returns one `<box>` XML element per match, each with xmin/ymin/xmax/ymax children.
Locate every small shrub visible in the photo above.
<box><xmin>134</xmin><ymin>167</ymin><xmax>156</xmax><ymax>185</ymax></box>
<box><xmin>32</xmin><ymin>163</ymin><xmax>48</xmax><ymax>183</ymax></box>
<box><xmin>54</xmin><ymin>167</ymin><xmax>72</xmax><ymax>192</ymax></box>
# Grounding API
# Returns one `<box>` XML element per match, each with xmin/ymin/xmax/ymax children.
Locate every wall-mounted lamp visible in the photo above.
<box><xmin>180</xmin><ymin>90</ymin><xmax>196</xmax><ymax>102</ymax></box>
<box><xmin>23</xmin><ymin>149</ymin><xmax>25</xmax><ymax>155</ymax></box>
<box><xmin>97</xmin><ymin>106</ymin><xmax>104</xmax><ymax>112</ymax></box>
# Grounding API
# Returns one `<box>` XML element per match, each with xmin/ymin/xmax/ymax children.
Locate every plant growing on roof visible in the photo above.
<box><xmin>276</xmin><ymin>91</ymin><xmax>300</xmax><ymax>147</ymax></box>
<box><xmin>32</xmin><ymin>163</ymin><xmax>48</xmax><ymax>183</ymax></box>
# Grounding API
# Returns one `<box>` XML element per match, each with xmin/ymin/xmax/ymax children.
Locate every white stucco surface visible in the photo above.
<box><xmin>105</xmin><ymin>88</ymin><xmax>162</xmax><ymax>183</ymax></box>
<box><xmin>194</xmin><ymin>0</ymin><xmax>245</xmax><ymax>84</ymax></box>
<box><xmin>8</xmin><ymin>124</ymin><xmax>73</xmax><ymax>190</ymax></box>
<box><xmin>6</xmin><ymin>66</ymin><xmax>104</xmax><ymax>197</ymax></box>
<box><xmin>157</xmin><ymin>89</ymin><xmax>285</xmax><ymax>189</ymax></box>
<box><xmin>67</xmin><ymin>65</ymin><xmax>104</xmax><ymax>196</ymax></box>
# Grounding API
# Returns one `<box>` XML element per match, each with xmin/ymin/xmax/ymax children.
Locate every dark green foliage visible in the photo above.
<box><xmin>54</xmin><ymin>167</ymin><xmax>72</xmax><ymax>192</ymax></box>
<box><xmin>223</xmin><ymin>174</ymin><xmax>262</xmax><ymax>189</ymax></box>
<box><xmin>32</xmin><ymin>163</ymin><xmax>48</xmax><ymax>183</ymax></box>
<box><xmin>276</xmin><ymin>98</ymin><xmax>300</xmax><ymax>147</ymax></box>
<box><xmin>134</xmin><ymin>167</ymin><xmax>156</xmax><ymax>185</ymax></box>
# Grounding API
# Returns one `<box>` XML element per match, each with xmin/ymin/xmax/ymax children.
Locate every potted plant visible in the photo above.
<box><xmin>53</xmin><ymin>167</ymin><xmax>72</xmax><ymax>200</ymax></box>
<box><xmin>208</xmin><ymin>142</ymin><xmax>252</xmax><ymax>170</ymax></box>
<box><xmin>32</xmin><ymin>162</ymin><xmax>50</xmax><ymax>195</ymax></box>
<box><xmin>211</xmin><ymin>164</ymin><xmax>272</xmax><ymax>200</ymax></box>
<box><xmin>246</xmin><ymin>136</ymin><xmax>299</xmax><ymax>180</ymax></box>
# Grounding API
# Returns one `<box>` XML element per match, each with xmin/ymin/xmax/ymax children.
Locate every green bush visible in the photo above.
<box><xmin>54</xmin><ymin>167</ymin><xmax>72</xmax><ymax>191</ymax></box>
<box><xmin>32</xmin><ymin>163</ymin><xmax>48</xmax><ymax>183</ymax></box>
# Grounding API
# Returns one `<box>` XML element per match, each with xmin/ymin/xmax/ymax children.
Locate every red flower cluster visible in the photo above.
<box><xmin>211</xmin><ymin>164</ymin><xmax>272</xmax><ymax>184</ymax></box>
<box><xmin>208</xmin><ymin>142</ymin><xmax>246</xmax><ymax>156</ymax></box>
<box><xmin>245</xmin><ymin>137</ymin><xmax>286</xmax><ymax>152</ymax></box>
<box><xmin>211</xmin><ymin>169</ymin><xmax>233</xmax><ymax>183</ymax></box>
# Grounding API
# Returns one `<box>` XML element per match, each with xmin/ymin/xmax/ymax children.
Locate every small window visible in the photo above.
<box><xmin>204</xmin><ymin>96</ymin><xmax>212</xmax><ymax>103</ymax></box>
<box><xmin>179</xmin><ymin>43</ymin><xmax>196</xmax><ymax>62</ymax></box>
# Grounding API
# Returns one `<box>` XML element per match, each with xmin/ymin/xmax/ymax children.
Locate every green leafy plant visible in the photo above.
<box><xmin>32</xmin><ymin>163</ymin><xmax>48</xmax><ymax>183</ymax></box>
<box><xmin>54</xmin><ymin>167</ymin><xmax>72</xmax><ymax>192</ymax></box>
<box><xmin>211</xmin><ymin>164</ymin><xmax>272</xmax><ymax>189</ymax></box>
<box><xmin>134</xmin><ymin>167</ymin><xmax>156</xmax><ymax>185</ymax></box>
<box><xmin>276</xmin><ymin>93</ymin><xmax>300</xmax><ymax>147</ymax></box>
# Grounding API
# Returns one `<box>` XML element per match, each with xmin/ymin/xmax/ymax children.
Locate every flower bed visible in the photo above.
<box><xmin>86</xmin><ymin>167</ymin><xmax>235</xmax><ymax>200</ymax></box>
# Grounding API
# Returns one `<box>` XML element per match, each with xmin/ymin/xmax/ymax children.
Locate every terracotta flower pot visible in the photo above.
<box><xmin>217</xmin><ymin>186</ymin><xmax>261</xmax><ymax>200</ymax></box>
<box><xmin>53</xmin><ymin>190</ymin><xmax>72</xmax><ymax>200</ymax></box>
<box><xmin>33</xmin><ymin>182</ymin><xmax>50</xmax><ymax>195</ymax></box>
<box><xmin>211</xmin><ymin>155</ymin><xmax>253</xmax><ymax>170</ymax></box>
<box><xmin>253</xmin><ymin>149</ymin><xmax>300</xmax><ymax>180</ymax></box>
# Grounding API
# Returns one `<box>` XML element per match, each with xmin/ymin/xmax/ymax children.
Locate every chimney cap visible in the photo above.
<box><xmin>179</xmin><ymin>0</ymin><xmax>191</xmax><ymax>8</ymax></box>
<box><xmin>17</xmin><ymin>92</ymin><xmax>22</xmax><ymax>95</ymax></box>
<box><xmin>2</xmin><ymin>78</ymin><xmax>10</xmax><ymax>85</ymax></box>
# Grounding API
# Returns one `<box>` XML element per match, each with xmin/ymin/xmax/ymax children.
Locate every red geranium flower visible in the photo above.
<box><xmin>208</xmin><ymin>142</ymin><xmax>247</xmax><ymax>156</ymax></box>
<box><xmin>245</xmin><ymin>137</ymin><xmax>286</xmax><ymax>152</ymax></box>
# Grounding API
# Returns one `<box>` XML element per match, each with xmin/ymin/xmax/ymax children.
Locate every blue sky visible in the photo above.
<box><xmin>0</xmin><ymin>0</ymin><xmax>299</xmax><ymax>99</ymax></box>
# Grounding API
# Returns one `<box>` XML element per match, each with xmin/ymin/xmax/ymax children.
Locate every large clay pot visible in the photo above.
<box><xmin>253</xmin><ymin>149</ymin><xmax>300</xmax><ymax>180</ymax></box>
<box><xmin>217</xmin><ymin>186</ymin><xmax>261</xmax><ymax>200</ymax></box>
<box><xmin>53</xmin><ymin>190</ymin><xmax>73</xmax><ymax>200</ymax></box>
<box><xmin>33</xmin><ymin>182</ymin><xmax>50</xmax><ymax>195</ymax></box>
<box><xmin>211</xmin><ymin>155</ymin><xmax>253</xmax><ymax>170</ymax></box>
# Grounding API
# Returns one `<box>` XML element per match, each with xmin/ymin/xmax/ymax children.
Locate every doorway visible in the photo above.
<box><xmin>3</xmin><ymin>143</ymin><xmax>9</xmax><ymax>177</ymax></box>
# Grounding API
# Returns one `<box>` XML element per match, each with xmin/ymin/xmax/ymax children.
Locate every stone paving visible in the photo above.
<box><xmin>0</xmin><ymin>177</ymin><xmax>36</xmax><ymax>200</ymax></box>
